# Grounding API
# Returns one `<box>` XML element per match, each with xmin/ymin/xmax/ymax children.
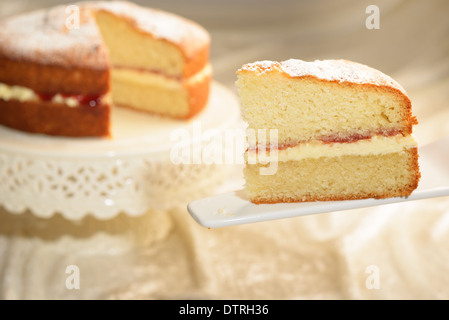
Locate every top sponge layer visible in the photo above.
<box><xmin>236</xmin><ymin>59</ymin><xmax>417</xmax><ymax>147</ymax></box>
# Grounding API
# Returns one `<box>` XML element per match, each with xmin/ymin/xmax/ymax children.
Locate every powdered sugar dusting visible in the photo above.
<box><xmin>0</xmin><ymin>4</ymin><xmax>107</xmax><ymax>69</ymax></box>
<box><xmin>238</xmin><ymin>60</ymin><xmax>281</xmax><ymax>74</ymax></box>
<box><xmin>239</xmin><ymin>59</ymin><xmax>407</xmax><ymax>95</ymax></box>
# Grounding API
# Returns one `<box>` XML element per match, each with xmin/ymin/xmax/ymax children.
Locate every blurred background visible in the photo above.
<box><xmin>0</xmin><ymin>0</ymin><xmax>448</xmax><ymax>299</ymax></box>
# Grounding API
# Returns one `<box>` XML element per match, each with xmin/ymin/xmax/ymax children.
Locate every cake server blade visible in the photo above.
<box><xmin>187</xmin><ymin>135</ymin><xmax>449</xmax><ymax>228</ymax></box>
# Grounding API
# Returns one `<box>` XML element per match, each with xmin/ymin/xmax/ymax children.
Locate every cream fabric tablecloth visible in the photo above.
<box><xmin>0</xmin><ymin>0</ymin><xmax>448</xmax><ymax>299</ymax></box>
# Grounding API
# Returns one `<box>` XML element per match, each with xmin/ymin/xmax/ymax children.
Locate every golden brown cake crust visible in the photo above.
<box><xmin>0</xmin><ymin>56</ymin><xmax>110</xmax><ymax>96</ymax></box>
<box><xmin>185</xmin><ymin>74</ymin><xmax>211</xmax><ymax>119</ymax></box>
<box><xmin>0</xmin><ymin>99</ymin><xmax>110</xmax><ymax>137</ymax></box>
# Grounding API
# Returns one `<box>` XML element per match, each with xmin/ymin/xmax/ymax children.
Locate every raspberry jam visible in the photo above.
<box><xmin>37</xmin><ymin>92</ymin><xmax>102</xmax><ymax>107</ymax></box>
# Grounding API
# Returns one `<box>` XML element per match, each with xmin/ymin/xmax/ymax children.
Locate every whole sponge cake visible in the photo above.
<box><xmin>0</xmin><ymin>1</ymin><xmax>211</xmax><ymax>137</ymax></box>
<box><xmin>236</xmin><ymin>59</ymin><xmax>420</xmax><ymax>203</ymax></box>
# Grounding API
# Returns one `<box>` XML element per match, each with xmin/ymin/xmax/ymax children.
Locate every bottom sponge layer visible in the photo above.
<box><xmin>244</xmin><ymin>148</ymin><xmax>420</xmax><ymax>203</ymax></box>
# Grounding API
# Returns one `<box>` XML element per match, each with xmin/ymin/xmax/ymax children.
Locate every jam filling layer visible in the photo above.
<box><xmin>37</xmin><ymin>92</ymin><xmax>104</xmax><ymax>107</ymax></box>
<box><xmin>0</xmin><ymin>82</ymin><xmax>106</xmax><ymax>107</ymax></box>
<box><xmin>248</xmin><ymin>128</ymin><xmax>405</xmax><ymax>153</ymax></box>
<box><xmin>246</xmin><ymin>134</ymin><xmax>417</xmax><ymax>163</ymax></box>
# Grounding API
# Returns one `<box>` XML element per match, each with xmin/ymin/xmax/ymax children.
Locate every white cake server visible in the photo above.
<box><xmin>187</xmin><ymin>135</ymin><xmax>449</xmax><ymax>228</ymax></box>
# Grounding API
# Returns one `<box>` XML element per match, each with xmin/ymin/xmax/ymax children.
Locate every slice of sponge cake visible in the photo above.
<box><xmin>236</xmin><ymin>59</ymin><xmax>420</xmax><ymax>203</ymax></box>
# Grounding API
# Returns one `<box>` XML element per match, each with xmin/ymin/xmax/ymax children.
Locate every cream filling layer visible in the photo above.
<box><xmin>0</xmin><ymin>82</ymin><xmax>80</xmax><ymax>107</ymax></box>
<box><xmin>246</xmin><ymin>134</ymin><xmax>418</xmax><ymax>163</ymax></box>
<box><xmin>111</xmin><ymin>63</ymin><xmax>212</xmax><ymax>89</ymax></box>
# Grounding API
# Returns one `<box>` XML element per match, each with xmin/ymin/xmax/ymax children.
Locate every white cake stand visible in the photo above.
<box><xmin>0</xmin><ymin>82</ymin><xmax>243</xmax><ymax>220</ymax></box>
